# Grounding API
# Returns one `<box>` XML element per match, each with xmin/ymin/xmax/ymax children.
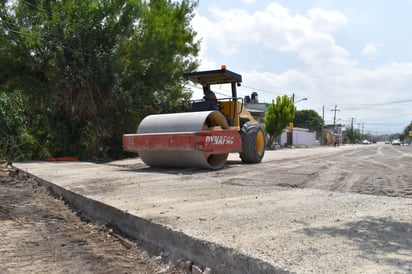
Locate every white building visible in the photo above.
<box><xmin>244</xmin><ymin>94</ymin><xmax>317</xmax><ymax>147</ymax></box>
<box><xmin>280</xmin><ymin>127</ymin><xmax>317</xmax><ymax>147</ymax></box>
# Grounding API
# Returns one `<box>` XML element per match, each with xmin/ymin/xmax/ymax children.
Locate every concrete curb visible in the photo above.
<box><xmin>20</xmin><ymin>168</ymin><xmax>292</xmax><ymax>274</ymax></box>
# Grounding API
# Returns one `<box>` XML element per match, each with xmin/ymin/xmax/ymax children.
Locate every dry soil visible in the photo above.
<box><xmin>0</xmin><ymin>168</ymin><xmax>188</xmax><ymax>274</ymax></box>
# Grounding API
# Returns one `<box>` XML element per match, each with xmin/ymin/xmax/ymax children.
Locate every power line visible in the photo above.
<box><xmin>2</xmin><ymin>27</ymin><xmax>46</xmax><ymax>41</ymax></box>
<box><xmin>3</xmin><ymin>5</ymin><xmax>412</xmax><ymax>127</ymax></box>
<box><xmin>186</xmin><ymin>83</ymin><xmax>229</xmax><ymax>97</ymax></box>
<box><xmin>4</xmin><ymin>2</ymin><xmax>412</xmax><ymax>110</ymax></box>
<box><xmin>359</xmin><ymin>98</ymin><xmax>412</xmax><ymax>106</ymax></box>
<box><xmin>241</xmin><ymin>84</ymin><xmax>284</xmax><ymax>97</ymax></box>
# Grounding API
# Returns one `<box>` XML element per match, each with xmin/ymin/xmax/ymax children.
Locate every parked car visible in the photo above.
<box><xmin>362</xmin><ymin>139</ymin><xmax>370</xmax><ymax>145</ymax></box>
<box><xmin>392</xmin><ymin>139</ymin><xmax>401</xmax><ymax>145</ymax></box>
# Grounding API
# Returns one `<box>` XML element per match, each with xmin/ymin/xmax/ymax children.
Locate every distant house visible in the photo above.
<box><xmin>323</xmin><ymin>124</ymin><xmax>344</xmax><ymax>146</ymax></box>
<box><xmin>244</xmin><ymin>93</ymin><xmax>317</xmax><ymax>147</ymax></box>
<box><xmin>244</xmin><ymin>92</ymin><xmax>267</xmax><ymax>123</ymax></box>
<box><xmin>279</xmin><ymin>127</ymin><xmax>317</xmax><ymax>147</ymax></box>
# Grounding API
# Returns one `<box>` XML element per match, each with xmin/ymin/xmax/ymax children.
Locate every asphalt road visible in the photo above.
<box><xmin>15</xmin><ymin>143</ymin><xmax>412</xmax><ymax>273</ymax></box>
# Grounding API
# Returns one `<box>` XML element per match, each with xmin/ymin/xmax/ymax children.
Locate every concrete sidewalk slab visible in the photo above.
<box><xmin>15</xmin><ymin>155</ymin><xmax>412</xmax><ymax>273</ymax></box>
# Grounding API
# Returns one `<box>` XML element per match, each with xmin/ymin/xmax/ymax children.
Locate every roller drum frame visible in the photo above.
<box><xmin>123</xmin><ymin>111</ymin><xmax>242</xmax><ymax>169</ymax></box>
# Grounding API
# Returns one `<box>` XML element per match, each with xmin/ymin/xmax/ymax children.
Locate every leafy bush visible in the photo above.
<box><xmin>0</xmin><ymin>91</ymin><xmax>50</xmax><ymax>161</ymax></box>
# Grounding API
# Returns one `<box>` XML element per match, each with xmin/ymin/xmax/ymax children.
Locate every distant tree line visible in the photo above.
<box><xmin>0</xmin><ymin>0</ymin><xmax>199</xmax><ymax>161</ymax></box>
<box><xmin>342</xmin><ymin>123</ymin><xmax>411</xmax><ymax>144</ymax></box>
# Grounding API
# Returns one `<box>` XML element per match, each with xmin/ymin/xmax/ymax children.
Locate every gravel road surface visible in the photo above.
<box><xmin>9</xmin><ymin>143</ymin><xmax>412</xmax><ymax>273</ymax></box>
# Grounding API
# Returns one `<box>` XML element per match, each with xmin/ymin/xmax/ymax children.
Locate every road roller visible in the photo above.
<box><xmin>122</xmin><ymin>66</ymin><xmax>266</xmax><ymax>169</ymax></box>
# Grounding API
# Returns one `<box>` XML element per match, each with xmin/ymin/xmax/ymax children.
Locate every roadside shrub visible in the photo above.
<box><xmin>0</xmin><ymin>91</ymin><xmax>50</xmax><ymax>161</ymax></box>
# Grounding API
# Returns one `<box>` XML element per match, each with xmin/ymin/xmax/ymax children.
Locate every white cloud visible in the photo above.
<box><xmin>193</xmin><ymin>3</ymin><xmax>349</xmax><ymax>68</ymax></box>
<box><xmin>198</xmin><ymin>57</ymin><xmax>218</xmax><ymax>71</ymax></box>
<box><xmin>307</xmin><ymin>8</ymin><xmax>347</xmax><ymax>33</ymax></box>
<box><xmin>243</xmin><ymin>69</ymin><xmax>314</xmax><ymax>94</ymax></box>
<box><xmin>362</xmin><ymin>43</ymin><xmax>378</xmax><ymax>58</ymax></box>
<box><xmin>334</xmin><ymin>62</ymin><xmax>412</xmax><ymax>96</ymax></box>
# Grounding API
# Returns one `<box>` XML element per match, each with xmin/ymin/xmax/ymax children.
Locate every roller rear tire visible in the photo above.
<box><xmin>240</xmin><ymin>121</ymin><xmax>266</xmax><ymax>163</ymax></box>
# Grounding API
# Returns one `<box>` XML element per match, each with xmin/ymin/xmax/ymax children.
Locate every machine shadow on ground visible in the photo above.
<box><xmin>114</xmin><ymin>158</ymin><xmax>246</xmax><ymax>175</ymax></box>
<box><xmin>301</xmin><ymin>216</ymin><xmax>412</xmax><ymax>271</ymax></box>
<box><xmin>119</xmin><ymin>166</ymin><xmax>223</xmax><ymax>175</ymax></box>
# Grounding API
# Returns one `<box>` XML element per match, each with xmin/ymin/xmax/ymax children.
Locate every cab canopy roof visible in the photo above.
<box><xmin>183</xmin><ymin>68</ymin><xmax>242</xmax><ymax>86</ymax></box>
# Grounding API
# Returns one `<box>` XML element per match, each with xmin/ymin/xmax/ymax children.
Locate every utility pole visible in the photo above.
<box><xmin>330</xmin><ymin>105</ymin><xmax>340</xmax><ymax>128</ymax></box>
<box><xmin>322</xmin><ymin>105</ymin><xmax>325</xmax><ymax>123</ymax></box>
<box><xmin>330</xmin><ymin>105</ymin><xmax>340</xmax><ymax>146</ymax></box>
<box><xmin>350</xmin><ymin>118</ymin><xmax>355</xmax><ymax>144</ymax></box>
<box><xmin>321</xmin><ymin>105</ymin><xmax>325</xmax><ymax>145</ymax></box>
<box><xmin>289</xmin><ymin>93</ymin><xmax>295</xmax><ymax>146</ymax></box>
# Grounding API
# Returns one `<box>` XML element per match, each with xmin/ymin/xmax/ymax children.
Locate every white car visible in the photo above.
<box><xmin>392</xmin><ymin>139</ymin><xmax>401</xmax><ymax>145</ymax></box>
<box><xmin>362</xmin><ymin>140</ymin><xmax>370</xmax><ymax>145</ymax></box>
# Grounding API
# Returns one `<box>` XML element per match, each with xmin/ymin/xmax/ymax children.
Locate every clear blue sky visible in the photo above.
<box><xmin>188</xmin><ymin>0</ymin><xmax>412</xmax><ymax>135</ymax></box>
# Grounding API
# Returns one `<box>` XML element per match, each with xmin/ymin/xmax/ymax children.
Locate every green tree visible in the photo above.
<box><xmin>0</xmin><ymin>0</ymin><xmax>199</xmax><ymax>160</ymax></box>
<box><xmin>403</xmin><ymin>123</ymin><xmax>412</xmax><ymax>143</ymax></box>
<box><xmin>294</xmin><ymin>109</ymin><xmax>323</xmax><ymax>134</ymax></box>
<box><xmin>343</xmin><ymin>126</ymin><xmax>362</xmax><ymax>144</ymax></box>
<box><xmin>264</xmin><ymin>95</ymin><xmax>296</xmax><ymax>146</ymax></box>
<box><xmin>0</xmin><ymin>90</ymin><xmax>27</xmax><ymax>161</ymax></box>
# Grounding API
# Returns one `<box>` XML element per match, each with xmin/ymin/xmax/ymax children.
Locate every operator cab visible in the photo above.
<box><xmin>184</xmin><ymin>65</ymin><xmax>242</xmax><ymax>113</ymax></box>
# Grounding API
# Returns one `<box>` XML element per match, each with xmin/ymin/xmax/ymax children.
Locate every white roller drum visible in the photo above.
<box><xmin>137</xmin><ymin>111</ymin><xmax>230</xmax><ymax>169</ymax></box>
